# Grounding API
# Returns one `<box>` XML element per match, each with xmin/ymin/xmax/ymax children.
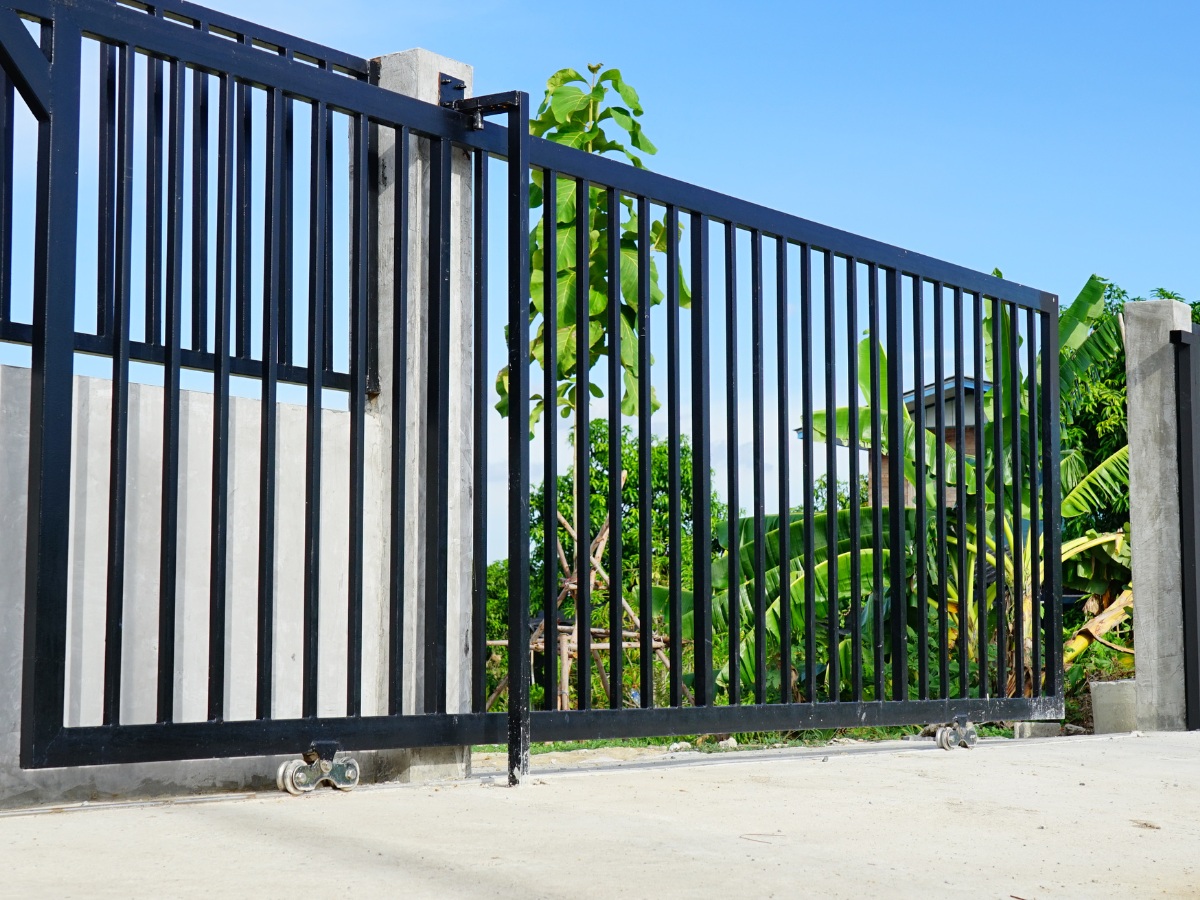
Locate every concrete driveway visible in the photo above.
<box><xmin>2</xmin><ymin>732</ymin><xmax>1197</xmax><ymax>898</ymax></box>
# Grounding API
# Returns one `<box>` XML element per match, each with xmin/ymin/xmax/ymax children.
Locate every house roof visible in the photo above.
<box><xmin>903</xmin><ymin>376</ymin><xmax>990</xmax><ymax>407</ymax></box>
<box><xmin>793</xmin><ymin>377</ymin><xmax>992</xmax><ymax>446</ymax></box>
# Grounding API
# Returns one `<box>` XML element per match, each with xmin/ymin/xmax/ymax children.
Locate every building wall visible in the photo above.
<box><xmin>872</xmin><ymin>425</ymin><xmax>977</xmax><ymax>508</ymax></box>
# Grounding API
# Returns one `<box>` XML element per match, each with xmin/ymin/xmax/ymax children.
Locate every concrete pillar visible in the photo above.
<box><xmin>1126</xmin><ymin>299</ymin><xmax>1192</xmax><ymax>731</ymax></box>
<box><xmin>365</xmin><ymin>49</ymin><xmax>475</xmax><ymax>776</ymax></box>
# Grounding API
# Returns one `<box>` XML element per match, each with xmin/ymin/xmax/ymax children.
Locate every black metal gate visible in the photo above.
<box><xmin>1169</xmin><ymin>327</ymin><xmax>1200</xmax><ymax>730</ymax></box>
<box><xmin>1</xmin><ymin>0</ymin><xmax>1063</xmax><ymax>782</ymax></box>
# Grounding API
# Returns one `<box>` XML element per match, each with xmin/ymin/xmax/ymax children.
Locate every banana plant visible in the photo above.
<box><xmin>696</xmin><ymin>274</ymin><xmax>1131</xmax><ymax>701</ymax></box>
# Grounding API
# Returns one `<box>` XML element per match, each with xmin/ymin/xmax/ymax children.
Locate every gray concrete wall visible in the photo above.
<box><xmin>0</xmin><ymin>47</ymin><xmax>478</xmax><ymax>806</ymax></box>
<box><xmin>0</xmin><ymin>366</ymin><xmax>468</xmax><ymax>808</ymax></box>
<box><xmin>1125</xmin><ymin>299</ymin><xmax>1192</xmax><ymax>731</ymax></box>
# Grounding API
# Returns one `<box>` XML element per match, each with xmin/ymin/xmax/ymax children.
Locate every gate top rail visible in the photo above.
<box><xmin>12</xmin><ymin>0</ymin><xmax>1053</xmax><ymax>317</ymax></box>
<box><xmin>95</xmin><ymin>0</ymin><xmax>369</xmax><ymax>76</ymax></box>
<box><xmin>523</xmin><ymin>140</ymin><xmax>1056</xmax><ymax>314</ymax></box>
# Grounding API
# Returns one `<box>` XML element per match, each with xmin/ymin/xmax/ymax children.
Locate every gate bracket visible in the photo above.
<box><xmin>439</xmin><ymin>74</ymin><xmax>522</xmax><ymax>131</ymax></box>
<box><xmin>277</xmin><ymin>741</ymin><xmax>361</xmax><ymax>795</ymax></box>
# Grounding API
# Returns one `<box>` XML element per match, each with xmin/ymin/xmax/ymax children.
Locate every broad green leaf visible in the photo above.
<box><xmin>549</xmin><ymin>85</ymin><xmax>591</xmax><ymax>124</ymax></box>
<box><xmin>546</xmin><ymin>68</ymin><xmax>587</xmax><ymax>90</ymax></box>
<box><xmin>1058</xmin><ymin>274</ymin><xmax>1107</xmax><ymax>357</ymax></box>
<box><xmin>1061</xmin><ymin>445</ymin><xmax>1129</xmax><ymax>518</ymax></box>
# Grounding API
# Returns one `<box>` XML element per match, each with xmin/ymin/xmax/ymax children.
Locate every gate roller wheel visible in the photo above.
<box><xmin>334</xmin><ymin>758</ymin><xmax>360</xmax><ymax>791</ymax></box>
<box><xmin>278</xmin><ymin>759</ymin><xmax>312</xmax><ymax>795</ymax></box>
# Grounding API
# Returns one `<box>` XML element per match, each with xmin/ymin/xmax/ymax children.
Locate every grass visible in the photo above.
<box><xmin>474</xmin><ymin>723</ymin><xmax>1015</xmax><ymax>756</ymax></box>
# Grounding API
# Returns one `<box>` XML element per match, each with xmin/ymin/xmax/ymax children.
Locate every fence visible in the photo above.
<box><xmin>0</xmin><ymin>0</ymin><xmax>1062</xmax><ymax>784</ymax></box>
<box><xmin>514</xmin><ymin>130</ymin><xmax>1064</xmax><ymax>765</ymax></box>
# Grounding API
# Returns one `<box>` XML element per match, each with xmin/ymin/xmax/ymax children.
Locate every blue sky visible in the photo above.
<box><xmin>217</xmin><ymin>0</ymin><xmax>1199</xmax><ymax>304</ymax></box>
<box><xmin>3</xmin><ymin>0</ymin><xmax>1194</xmax><ymax>561</ymax></box>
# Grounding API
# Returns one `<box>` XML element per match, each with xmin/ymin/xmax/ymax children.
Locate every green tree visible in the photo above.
<box><xmin>484</xmin><ymin>422</ymin><xmax>728</xmax><ymax>708</ymax></box>
<box><xmin>527</xmin><ymin>419</ymin><xmax>728</xmax><ymax>623</ymax></box>
<box><xmin>494</xmin><ymin>64</ymin><xmax>687</xmax><ymax>425</ymax></box>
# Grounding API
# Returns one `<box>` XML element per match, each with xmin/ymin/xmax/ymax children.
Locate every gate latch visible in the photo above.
<box><xmin>277</xmin><ymin>741</ymin><xmax>361</xmax><ymax>795</ymax></box>
<box><xmin>439</xmin><ymin>73</ymin><xmax>522</xmax><ymax>131</ymax></box>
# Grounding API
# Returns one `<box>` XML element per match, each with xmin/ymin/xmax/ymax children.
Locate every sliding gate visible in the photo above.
<box><xmin>2</xmin><ymin>0</ymin><xmax>1062</xmax><ymax>782</ymax></box>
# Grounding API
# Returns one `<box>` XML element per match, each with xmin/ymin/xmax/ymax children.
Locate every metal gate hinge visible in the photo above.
<box><xmin>439</xmin><ymin>73</ymin><xmax>522</xmax><ymax>131</ymax></box>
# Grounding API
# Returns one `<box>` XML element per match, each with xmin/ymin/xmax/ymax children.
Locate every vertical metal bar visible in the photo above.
<box><xmin>608</xmin><ymin>189</ymin><xmax>625</xmax><ymax>709</ymax></box>
<box><xmin>954</xmin><ymin>287</ymin><xmax>969</xmax><ymax>699</ymax></box>
<box><xmin>1009</xmin><ymin>302</ymin><xmax>1024</xmax><ymax>696</ymax></box>
<box><xmin>0</xmin><ymin>74</ymin><xmax>12</xmax><ymax>325</ymax></box>
<box><xmin>255</xmin><ymin>88</ymin><xmax>283</xmax><ymax>721</ymax></box>
<box><xmin>776</xmin><ymin>237</ymin><xmax>791</xmax><ymax>704</ymax></box>
<box><xmin>103</xmin><ymin>42</ymin><xmax>135</xmax><ymax>727</ymax></box>
<box><xmin>868</xmin><ymin>263</ymin><xmax>884</xmax><ymax>701</ymax></box>
<box><xmin>575</xmin><ymin>178</ymin><xmax>592</xmax><ymax>710</ymax></box>
<box><xmin>973</xmin><ymin>291</ymin><xmax>988</xmax><ymax>696</ymax></box>
<box><xmin>190</xmin><ymin>68</ymin><xmax>208</xmax><ymax>351</ymax></box>
<box><xmin>823</xmin><ymin>249</ymin><xmax>838</xmax><ymax>702</ymax></box>
<box><xmin>21</xmin><ymin>20</ymin><xmax>82</xmax><ymax>768</ymax></box>
<box><xmin>322</xmin><ymin>113</ymin><xmax>333</xmax><ymax>374</ymax></box>
<box><xmin>1175</xmin><ymin>327</ymin><xmax>1200</xmax><ymax>729</ymax></box>
<box><xmin>542</xmin><ymin>172</ymin><xmax>559</xmax><ymax>709</ymax></box>
<box><xmin>933</xmin><ymin>282</ymin><xmax>949</xmax><ymax>699</ymax></box>
<box><xmin>911</xmin><ymin>276</ymin><xmax>928</xmax><ymax>701</ymax></box>
<box><xmin>666</xmin><ymin>203</ymin><xmax>682</xmax><ymax>707</ymax></box>
<box><xmin>800</xmin><ymin>244</ymin><xmax>816</xmax><ymax>702</ymax></box>
<box><xmin>234</xmin><ymin>77</ymin><xmax>251</xmax><ymax>359</ymax></box>
<box><xmin>302</xmin><ymin>101</ymin><xmax>328</xmax><ymax>719</ymax></box>
<box><xmin>846</xmin><ymin>260</ymin><xmax>863</xmax><ymax>702</ymax></box>
<box><xmin>1027</xmin><ymin>306</ymin><xmax>1041</xmax><ymax>698</ymax></box>
<box><xmin>724</xmin><ymin>222</ymin><xmax>740</xmax><ymax>706</ymax></box>
<box><xmin>156</xmin><ymin>59</ymin><xmax>185</xmax><ymax>723</ymax></box>
<box><xmin>692</xmin><ymin>212</ymin><xmax>712</xmax><ymax>706</ymax></box>
<box><xmin>885</xmin><ymin>268</ymin><xmax>907</xmax><ymax>701</ymax></box>
<box><xmin>505</xmin><ymin>93</ymin><xmax>533</xmax><ymax>783</ymax></box>
<box><xmin>1040</xmin><ymin>302</ymin><xmax>1063</xmax><ymax>697</ymax></box>
<box><xmin>991</xmin><ymin>295</ymin><xmax>1006</xmax><ymax>697</ymax></box>
<box><xmin>388</xmin><ymin>125</ymin><xmax>410</xmax><ymax>715</ymax></box>
<box><xmin>96</xmin><ymin>43</ymin><xmax>115</xmax><ymax>338</ymax></box>
<box><xmin>749</xmin><ymin>229</ymin><xmax>767</xmax><ymax>702</ymax></box>
<box><xmin>278</xmin><ymin>95</ymin><xmax>293</xmax><ymax>366</ymax></box>
<box><xmin>422</xmin><ymin>135</ymin><xmax>452</xmax><ymax>716</ymax></box>
<box><xmin>207</xmin><ymin>72</ymin><xmax>233</xmax><ymax>722</ymax></box>
<box><xmin>636</xmin><ymin>194</ymin><xmax>652</xmax><ymax>708</ymax></box>
<box><xmin>346</xmin><ymin>113</ymin><xmax>369</xmax><ymax>716</ymax></box>
<box><xmin>144</xmin><ymin>54</ymin><xmax>163</xmax><ymax>346</ymax></box>
<box><xmin>471</xmin><ymin>148</ymin><xmax>488</xmax><ymax>713</ymax></box>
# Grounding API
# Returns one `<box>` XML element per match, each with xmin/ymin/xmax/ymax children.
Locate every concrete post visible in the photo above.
<box><xmin>365</xmin><ymin>49</ymin><xmax>475</xmax><ymax>778</ymax></box>
<box><xmin>1126</xmin><ymin>299</ymin><xmax>1192</xmax><ymax>731</ymax></box>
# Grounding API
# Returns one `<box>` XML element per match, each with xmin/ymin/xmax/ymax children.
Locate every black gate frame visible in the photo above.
<box><xmin>2</xmin><ymin>0</ymin><xmax>529</xmax><ymax>770</ymax></box>
<box><xmin>1169</xmin><ymin>327</ymin><xmax>1200</xmax><ymax>730</ymax></box>
<box><xmin>1</xmin><ymin>0</ymin><xmax>1064</xmax><ymax>783</ymax></box>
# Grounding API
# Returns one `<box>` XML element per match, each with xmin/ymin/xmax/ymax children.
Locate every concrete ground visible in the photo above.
<box><xmin>2</xmin><ymin>732</ymin><xmax>1198</xmax><ymax>899</ymax></box>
